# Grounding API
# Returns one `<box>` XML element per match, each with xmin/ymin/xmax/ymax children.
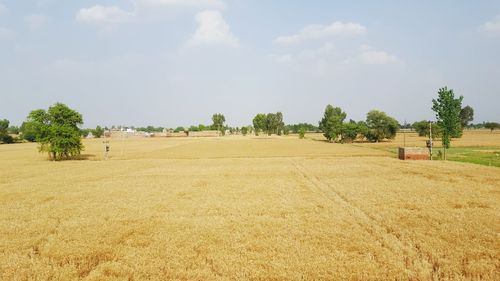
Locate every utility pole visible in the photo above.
<box><xmin>429</xmin><ymin>121</ymin><xmax>433</xmax><ymax>160</ymax></box>
<box><xmin>403</xmin><ymin>120</ymin><xmax>407</xmax><ymax>147</ymax></box>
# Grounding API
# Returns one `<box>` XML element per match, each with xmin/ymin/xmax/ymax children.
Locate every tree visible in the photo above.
<box><xmin>211</xmin><ymin>113</ymin><xmax>226</xmax><ymax>135</ymax></box>
<box><xmin>432</xmin><ymin>87</ymin><xmax>463</xmax><ymax>160</ymax></box>
<box><xmin>0</xmin><ymin>119</ymin><xmax>14</xmax><ymax>144</ymax></box>
<box><xmin>298</xmin><ymin>127</ymin><xmax>306</xmax><ymax>139</ymax></box>
<box><xmin>364</xmin><ymin>110</ymin><xmax>400</xmax><ymax>142</ymax></box>
<box><xmin>484</xmin><ymin>122</ymin><xmax>500</xmax><ymax>133</ymax></box>
<box><xmin>265</xmin><ymin>113</ymin><xmax>279</xmax><ymax>135</ymax></box>
<box><xmin>25</xmin><ymin>103</ymin><xmax>84</xmax><ymax>160</ymax></box>
<box><xmin>92</xmin><ymin>125</ymin><xmax>104</xmax><ymax>138</ymax></box>
<box><xmin>460</xmin><ymin>105</ymin><xmax>474</xmax><ymax>129</ymax></box>
<box><xmin>252</xmin><ymin>114</ymin><xmax>267</xmax><ymax>136</ymax></box>
<box><xmin>174</xmin><ymin>126</ymin><xmax>185</xmax><ymax>133</ymax></box>
<box><xmin>412</xmin><ymin>120</ymin><xmax>442</xmax><ymax>139</ymax></box>
<box><xmin>319</xmin><ymin>104</ymin><xmax>346</xmax><ymax>142</ymax></box>
<box><xmin>341</xmin><ymin>121</ymin><xmax>359</xmax><ymax>143</ymax></box>
<box><xmin>241</xmin><ymin>126</ymin><xmax>248</xmax><ymax>136</ymax></box>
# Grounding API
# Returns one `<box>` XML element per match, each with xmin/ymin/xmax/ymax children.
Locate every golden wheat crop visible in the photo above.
<box><xmin>0</xmin><ymin>135</ymin><xmax>499</xmax><ymax>280</ymax></box>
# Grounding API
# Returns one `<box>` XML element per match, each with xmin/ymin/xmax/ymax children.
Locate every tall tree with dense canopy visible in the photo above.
<box><xmin>25</xmin><ymin>103</ymin><xmax>84</xmax><ymax>160</ymax></box>
<box><xmin>432</xmin><ymin>87</ymin><xmax>463</xmax><ymax>160</ymax></box>
<box><xmin>364</xmin><ymin>110</ymin><xmax>400</xmax><ymax>142</ymax></box>
<box><xmin>211</xmin><ymin>113</ymin><xmax>226</xmax><ymax>135</ymax></box>
<box><xmin>459</xmin><ymin>105</ymin><xmax>474</xmax><ymax>129</ymax></box>
<box><xmin>319</xmin><ymin>104</ymin><xmax>346</xmax><ymax>142</ymax></box>
<box><xmin>252</xmin><ymin>114</ymin><xmax>267</xmax><ymax>136</ymax></box>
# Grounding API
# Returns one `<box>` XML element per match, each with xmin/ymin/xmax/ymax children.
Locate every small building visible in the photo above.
<box><xmin>399</xmin><ymin>147</ymin><xmax>429</xmax><ymax>160</ymax></box>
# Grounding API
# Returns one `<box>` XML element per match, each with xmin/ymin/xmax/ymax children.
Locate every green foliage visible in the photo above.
<box><xmin>174</xmin><ymin>126</ymin><xmax>185</xmax><ymax>133</ymax></box>
<box><xmin>1</xmin><ymin>134</ymin><xmax>14</xmax><ymax>144</ymax></box>
<box><xmin>211</xmin><ymin>113</ymin><xmax>226</xmax><ymax>134</ymax></box>
<box><xmin>484</xmin><ymin>122</ymin><xmax>500</xmax><ymax>132</ymax></box>
<box><xmin>283</xmin><ymin>126</ymin><xmax>290</xmax><ymax>135</ymax></box>
<box><xmin>341</xmin><ymin>121</ymin><xmax>359</xmax><ymax>143</ymax></box>
<box><xmin>0</xmin><ymin>119</ymin><xmax>14</xmax><ymax>144</ymax></box>
<box><xmin>298</xmin><ymin>127</ymin><xmax>306</xmax><ymax>139</ymax></box>
<box><xmin>432</xmin><ymin>87</ymin><xmax>463</xmax><ymax>151</ymax></box>
<box><xmin>319</xmin><ymin>104</ymin><xmax>346</xmax><ymax>142</ymax></box>
<box><xmin>460</xmin><ymin>105</ymin><xmax>474</xmax><ymax>128</ymax></box>
<box><xmin>25</xmin><ymin>103</ymin><xmax>84</xmax><ymax>160</ymax></box>
<box><xmin>285</xmin><ymin>123</ymin><xmax>319</xmax><ymax>133</ymax></box>
<box><xmin>136</xmin><ymin>126</ymin><xmax>164</xmax><ymax>133</ymax></box>
<box><xmin>7</xmin><ymin>126</ymin><xmax>19</xmax><ymax>134</ymax></box>
<box><xmin>241</xmin><ymin>126</ymin><xmax>248</xmax><ymax>136</ymax></box>
<box><xmin>363</xmin><ymin>110</ymin><xmax>400</xmax><ymax>142</ymax></box>
<box><xmin>265</xmin><ymin>112</ymin><xmax>285</xmax><ymax>136</ymax></box>
<box><xmin>93</xmin><ymin>125</ymin><xmax>104</xmax><ymax>138</ymax></box>
<box><xmin>20</xmin><ymin>121</ymin><xmax>37</xmax><ymax>142</ymax></box>
<box><xmin>252</xmin><ymin>114</ymin><xmax>267</xmax><ymax>136</ymax></box>
<box><xmin>412</xmin><ymin>120</ymin><xmax>442</xmax><ymax>139</ymax></box>
<box><xmin>188</xmin><ymin>125</ymin><xmax>200</xmax><ymax>132</ymax></box>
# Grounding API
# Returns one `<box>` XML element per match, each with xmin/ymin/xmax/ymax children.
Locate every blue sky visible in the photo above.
<box><xmin>1</xmin><ymin>0</ymin><xmax>499</xmax><ymax>127</ymax></box>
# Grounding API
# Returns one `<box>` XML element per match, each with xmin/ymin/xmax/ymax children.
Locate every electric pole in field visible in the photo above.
<box><xmin>428</xmin><ymin>121</ymin><xmax>433</xmax><ymax>160</ymax></box>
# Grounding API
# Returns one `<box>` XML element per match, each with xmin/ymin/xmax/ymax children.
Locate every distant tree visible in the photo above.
<box><xmin>93</xmin><ymin>125</ymin><xmax>104</xmax><ymax>138</ymax></box>
<box><xmin>211</xmin><ymin>113</ymin><xmax>226</xmax><ymax>135</ymax></box>
<box><xmin>285</xmin><ymin>123</ymin><xmax>319</xmax><ymax>133</ymax></box>
<box><xmin>174</xmin><ymin>126</ymin><xmax>185</xmax><ymax>133</ymax></box>
<box><xmin>276</xmin><ymin>112</ymin><xmax>285</xmax><ymax>135</ymax></box>
<box><xmin>252</xmin><ymin>114</ymin><xmax>267</xmax><ymax>136</ymax></box>
<box><xmin>319</xmin><ymin>104</ymin><xmax>346</xmax><ymax>142</ymax></box>
<box><xmin>363</xmin><ymin>110</ymin><xmax>400</xmax><ymax>142</ymax></box>
<box><xmin>188</xmin><ymin>125</ymin><xmax>200</xmax><ymax>132</ymax></box>
<box><xmin>198</xmin><ymin>124</ymin><xmax>208</xmax><ymax>131</ymax></box>
<box><xmin>283</xmin><ymin>126</ymin><xmax>290</xmax><ymax>136</ymax></box>
<box><xmin>26</xmin><ymin>103</ymin><xmax>84</xmax><ymax>160</ymax></box>
<box><xmin>7</xmin><ymin>126</ymin><xmax>19</xmax><ymax>135</ymax></box>
<box><xmin>20</xmin><ymin>121</ymin><xmax>38</xmax><ymax>142</ymax></box>
<box><xmin>484</xmin><ymin>122</ymin><xmax>500</xmax><ymax>133</ymax></box>
<box><xmin>241</xmin><ymin>126</ymin><xmax>248</xmax><ymax>136</ymax></box>
<box><xmin>0</xmin><ymin>119</ymin><xmax>14</xmax><ymax>144</ymax></box>
<box><xmin>459</xmin><ymin>105</ymin><xmax>474</xmax><ymax>128</ymax></box>
<box><xmin>412</xmin><ymin>120</ymin><xmax>442</xmax><ymax>139</ymax></box>
<box><xmin>298</xmin><ymin>127</ymin><xmax>306</xmax><ymax>139</ymax></box>
<box><xmin>432</xmin><ymin>87</ymin><xmax>463</xmax><ymax>160</ymax></box>
<box><xmin>265</xmin><ymin>113</ymin><xmax>278</xmax><ymax>135</ymax></box>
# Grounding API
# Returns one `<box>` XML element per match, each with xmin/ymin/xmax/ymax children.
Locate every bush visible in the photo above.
<box><xmin>298</xmin><ymin>127</ymin><xmax>306</xmax><ymax>139</ymax></box>
<box><xmin>1</xmin><ymin>134</ymin><xmax>14</xmax><ymax>144</ymax></box>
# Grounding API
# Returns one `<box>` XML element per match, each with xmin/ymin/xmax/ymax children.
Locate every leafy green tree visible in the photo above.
<box><xmin>0</xmin><ymin>119</ymin><xmax>14</xmax><ymax>144</ymax></box>
<box><xmin>484</xmin><ymin>122</ymin><xmax>500</xmax><ymax>133</ymax></box>
<box><xmin>341</xmin><ymin>121</ymin><xmax>359</xmax><ymax>143</ymax></box>
<box><xmin>412</xmin><ymin>120</ymin><xmax>442</xmax><ymax>139</ymax></box>
<box><xmin>174</xmin><ymin>126</ymin><xmax>185</xmax><ymax>133</ymax></box>
<box><xmin>20</xmin><ymin>121</ymin><xmax>38</xmax><ymax>142</ymax></box>
<box><xmin>93</xmin><ymin>125</ymin><xmax>104</xmax><ymax>138</ymax></box>
<box><xmin>211</xmin><ymin>113</ymin><xmax>226</xmax><ymax>135</ymax></box>
<box><xmin>432</xmin><ymin>87</ymin><xmax>463</xmax><ymax>159</ymax></box>
<box><xmin>298</xmin><ymin>127</ymin><xmax>306</xmax><ymax>139</ymax></box>
<box><xmin>283</xmin><ymin>126</ymin><xmax>290</xmax><ymax>135</ymax></box>
<box><xmin>188</xmin><ymin>125</ymin><xmax>200</xmax><ymax>132</ymax></box>
<box><xmin>364</xmin><ymin>110</ymin><xmax>400</xmax><ymax>142</ymax></box>
<box><xmin>26</xmin><ymin>103</ymin><xmax>84</xmax><ymax>160</ymax></box>
<box><xmin>252</xmin><ymin>114</ymin><xmax>267</xmax><ymax>136</ymax></box>
<box><xmin>319</xmin><ymin>104</ymin><xmax>346</xmax><ymax>142</ymax></box>
<box><xmin>459</xmin><ymin>105</ymin><xmax>474</xmax><ymax>129</ymax></box>
<box><xmin>241</xmin><ymin>126</ymin><xmax>248</xmax><ymax>136</ymax></box>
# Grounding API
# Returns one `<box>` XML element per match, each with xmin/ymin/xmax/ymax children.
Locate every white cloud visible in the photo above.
<box><xmin>0</xmin><ymin>27</ymin><xmax>14</xmax><ymax>40</ymax></box>
<box><xmin>275</xmin><ymin>21</ymin><xmax>366</xmax><ymax>44</ymax></box>
<box><xmin>76</xmin><ymin>5</ymin><xmax>135</xmax><ymax>25</ymax></box>
<box><xmin>187</xmin><ymin>10</ymin><xmax>238</xmax><ymax>47</ymax></box>
<box><xmin>24</xmin><ymin>14</ymin><xmax>48</xmax><ymax>31</ymax></box>
<box><xmin>135</xmin><ymin>0</ymin><xmax>225</xmax><ymax>9</ymax></box>
<box><xmin>481</xmin><ymin>16</ymin><xmax>500</xmax><ymax>34</ymax></box>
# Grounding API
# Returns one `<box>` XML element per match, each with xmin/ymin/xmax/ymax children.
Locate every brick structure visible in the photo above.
<box><xmin>398</xmin><ymin>147</ymin><xmax>429</xmax><ymax>160</ymax></box>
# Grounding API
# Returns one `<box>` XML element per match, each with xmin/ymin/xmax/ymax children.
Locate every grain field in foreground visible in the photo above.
<box><xmin>0</xmin><ymin>136</ymin><xmax>499</xmax><ymax>280</ymax></box>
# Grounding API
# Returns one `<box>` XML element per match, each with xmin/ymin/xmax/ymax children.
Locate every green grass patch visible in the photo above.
<box><xmin>375</xmin><ymin>146</ymin><xmax>500</xmax><ymax>168</ymax></box>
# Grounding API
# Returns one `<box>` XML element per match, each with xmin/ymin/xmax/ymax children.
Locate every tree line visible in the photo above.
<box><xmin>1</xmin><ymin>86</ymin><xmax>499</xmax><ymax>161</ymax></box>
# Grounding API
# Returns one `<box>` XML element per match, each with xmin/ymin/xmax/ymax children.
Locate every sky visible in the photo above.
<box><xmin>0</xmin><ymin>0</ymin><xmax>499</xmax><ymax>128</ymax></box>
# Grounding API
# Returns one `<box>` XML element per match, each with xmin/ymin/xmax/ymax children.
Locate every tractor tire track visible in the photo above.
<box><xmin>290</xmin><ymin>159</ymin><xmax>439</xmax><ymax>279</ymax></box>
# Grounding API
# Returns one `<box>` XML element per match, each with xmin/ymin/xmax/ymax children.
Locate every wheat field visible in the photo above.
<box><xmin>0</xmin><ymin>134</ymin><xmax>499</xmax><ymax>280</ymax></box>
